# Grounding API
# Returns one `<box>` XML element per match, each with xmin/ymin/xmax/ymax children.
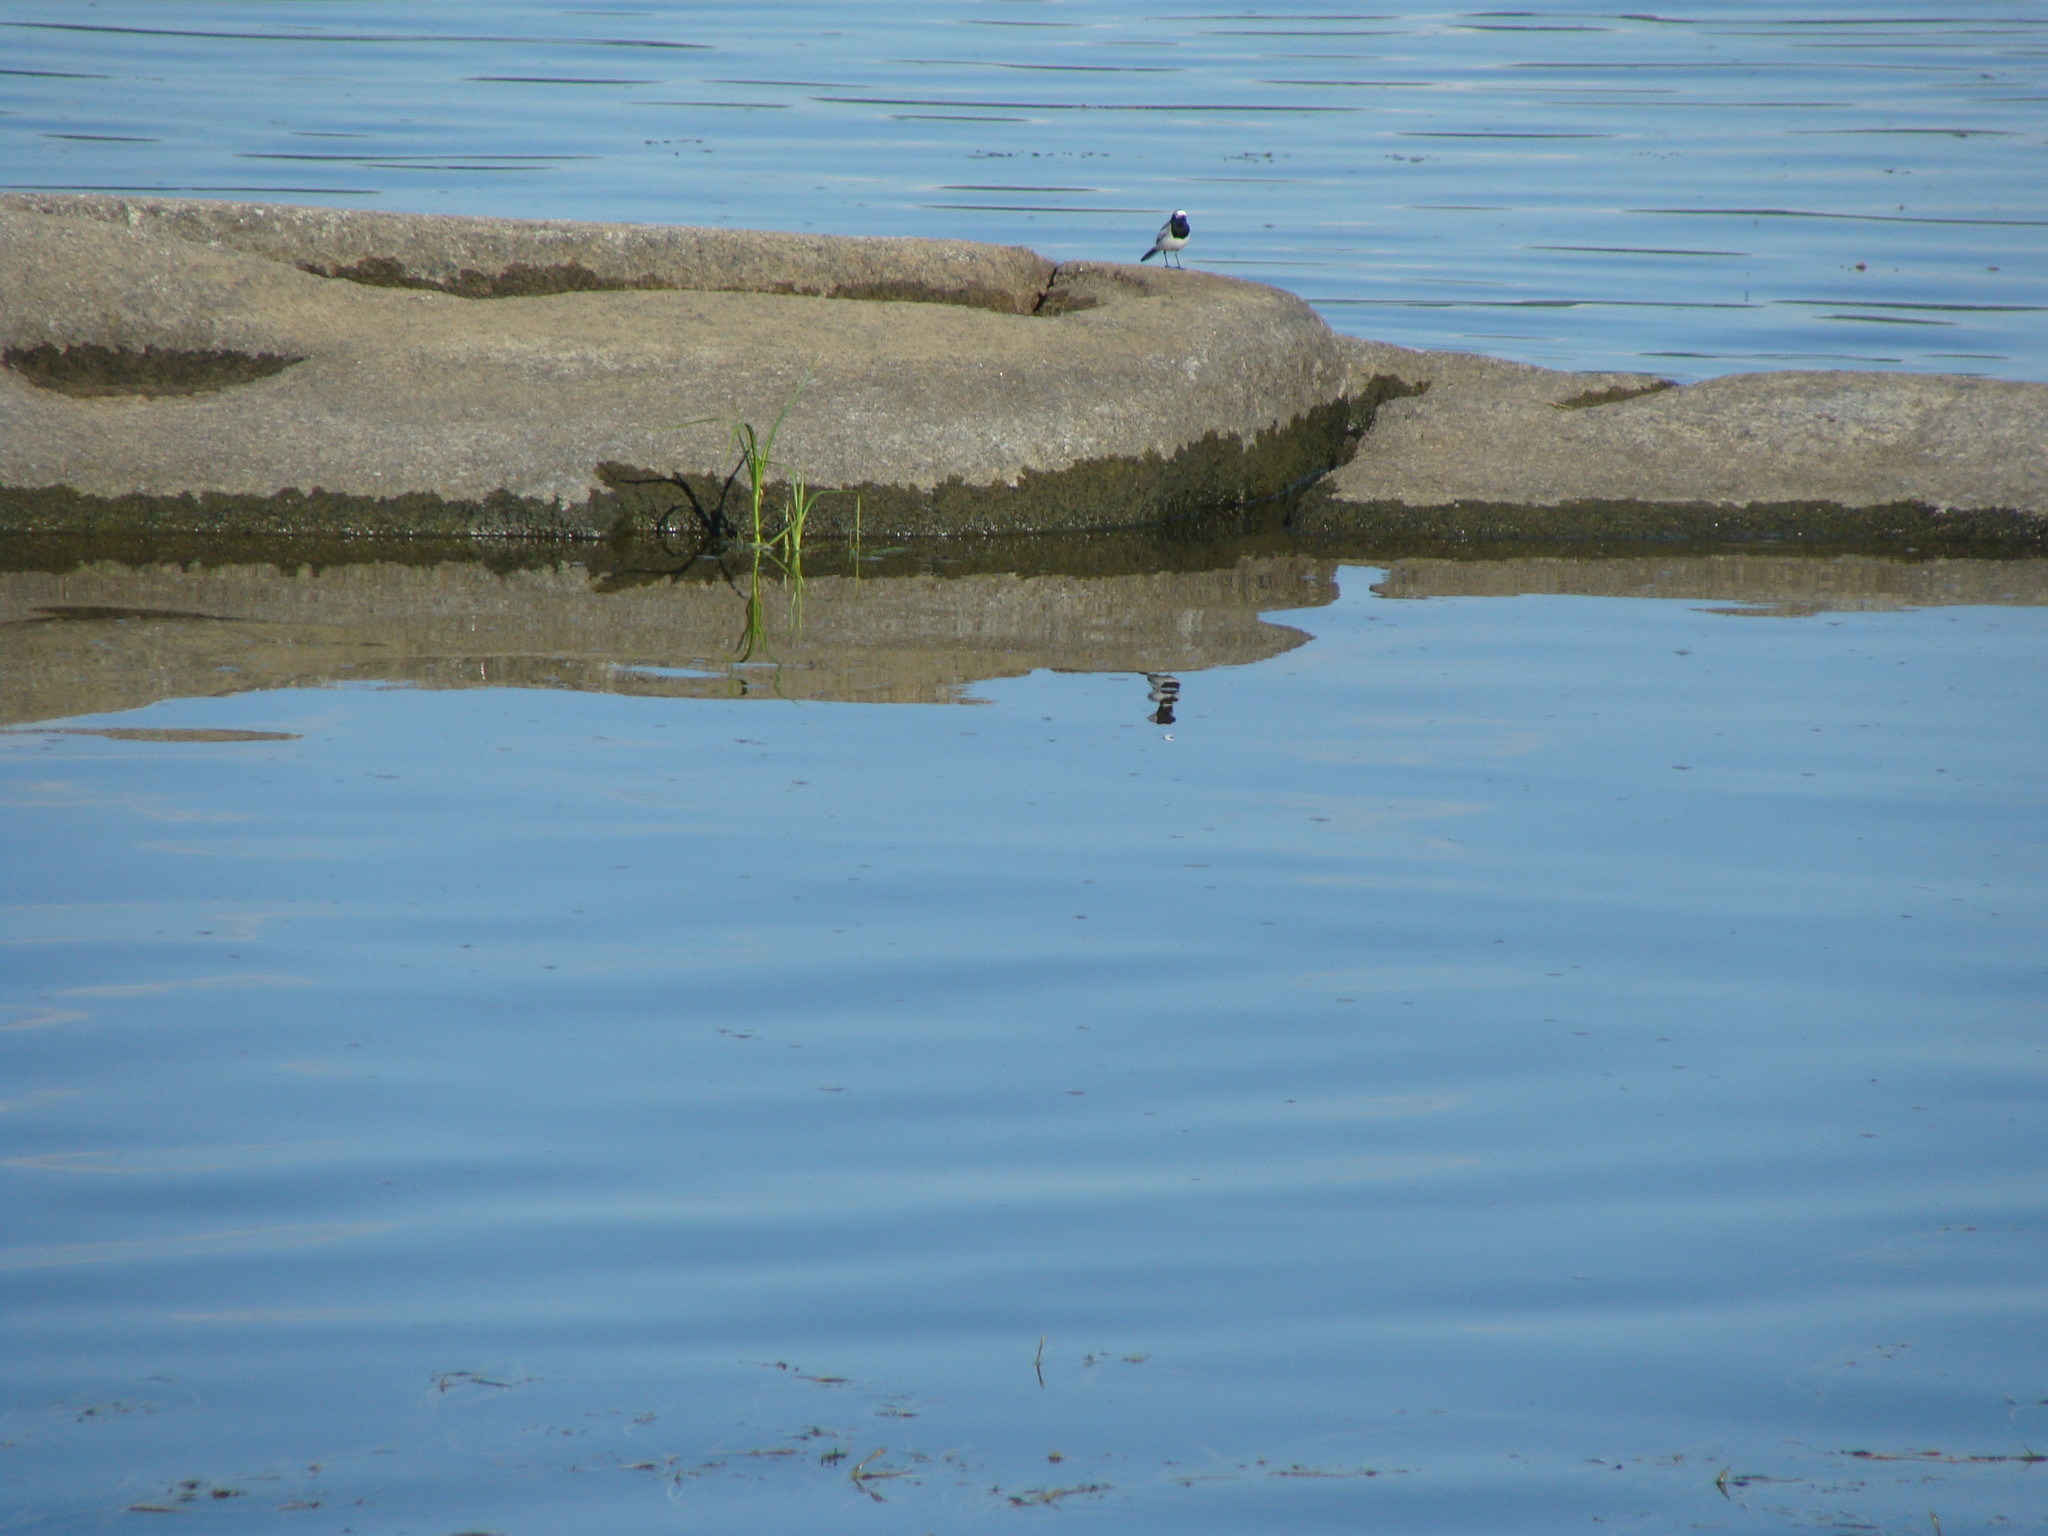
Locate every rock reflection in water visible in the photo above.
<box><xmin>4</xmin><ymin>542</ymin><xmax>2046</xmax><ymax>729</ymax></box>
<box><xmin>1370</xmin><ymin>552</ymin><xmax>2048</xmax><ymax>614</ymax></box>
<box><xmin>0</xmin><ymin>551</ymin><xmax>1327</xmax><ymax>727</ymax></box>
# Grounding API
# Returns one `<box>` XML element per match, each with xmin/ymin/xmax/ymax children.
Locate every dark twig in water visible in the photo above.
<box><xmin>848</xmin><ymin>1447</ymin><xmax>911</xmax><ymax>1501</ymax></box>
<box><xmin>654</xmin><ymin>457</ymin><xmax>744</xmax><ymax>552</ymax></box>
<box><xmin>1006</xmin><ymin>1482</ymin><xmax>1111</xmax><ymax>1507</ymax></box>
<box><xmin>1270</xmin><ymin>1463</ymin><xmax>1391</xmax><ymax>1478</ymax></box>
<box><xmin>431</xmin><ymin>1370</ymin><xmax>526</xmax><ymax>1392</ymax></box>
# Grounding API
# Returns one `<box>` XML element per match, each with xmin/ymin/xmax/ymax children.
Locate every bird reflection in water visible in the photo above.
<box><xmin>1144</xmin><ymin>672</ymin><xmax>1180</xmax><ymax>726</ymax></box>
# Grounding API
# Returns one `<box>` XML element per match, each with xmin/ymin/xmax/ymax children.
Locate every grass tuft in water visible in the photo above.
<box><xmin>678</xmin><ymin>379</ymin><xmax>821</xmax><ymax>561</ymax></box>
<box><xmin>671</xmin><ymin>381</ymin><xmax>842</xmax><ymax>662</ymax></box>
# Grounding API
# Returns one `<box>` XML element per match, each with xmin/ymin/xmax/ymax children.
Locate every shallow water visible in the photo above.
<box><xmin>3</xmin><ymin>548</ymin><xmax>2045</xmax><ymax>1532</ymax></box>
<box><xmin>2</xmin><ymin>0</ymin><xmax>2044</xmax><ymax>378</ymax></box>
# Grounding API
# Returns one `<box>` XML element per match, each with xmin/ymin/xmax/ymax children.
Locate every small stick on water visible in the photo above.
<box><xmin>1034</xmin><ymin>1335</ymin><xmax>1046</xmax><ymax>1389</ymax></box>
<box><xmin>849</xmin><ymin>1447</ymin><xmax>888</xmax><ymax>1502</ymax></box>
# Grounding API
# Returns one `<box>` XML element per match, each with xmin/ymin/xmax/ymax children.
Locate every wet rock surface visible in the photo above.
<box><xmin>0</xmin><ymin>195</ymin><xmax>1353</xmax><ymax>537</ymax></box>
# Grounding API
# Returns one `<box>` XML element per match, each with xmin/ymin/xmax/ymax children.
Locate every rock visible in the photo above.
<box><xmin>1313</xmin><ymin>338</ymin><xmax>2047</xmax><ymax>546</ymax></box>
<box><xmin>6</xmin><ymin>195</ymin><xmax>2042</xmax><ymax>550</ymax></box>
<box><xmin>0</xmin><ymin>195</ymin><xmax>1357</xmax><ymax>539</ymax></box>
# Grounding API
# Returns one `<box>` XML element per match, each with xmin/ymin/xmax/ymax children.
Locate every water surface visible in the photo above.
<box><xmin>5</xmin><ymin>12</ymin><xmax>2045</xmax><ymax>1536</ymax></box>
<box><xmin>2</xmin><ymin>0</ymin><xmax>2044</xmax><ymax>377</ymax></box>
<box><xmin>3</xmin><ymin>546</ymin><xmax>2044</xmax><ymax>1533</ymax></box>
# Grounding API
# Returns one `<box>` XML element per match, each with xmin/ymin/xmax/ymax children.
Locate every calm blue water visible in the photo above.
<box><xmin>4</xmin><ymin>566</ymin><xmax>2045</xmax><ymax>1532</ymax></box>
<box><xmin>1</xmin><ymin>0</ymin><xmax>2044</xmax><ymax>377</ymax></box>
<box><xmin>4</xmin><ymin>5</ymin><xmax>2047</xmax><ymax>1527</ymax></box>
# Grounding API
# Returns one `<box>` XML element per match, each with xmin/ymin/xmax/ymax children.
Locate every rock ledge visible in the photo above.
<box><xmin>1313</xmin><ymin>339</ymin><xmax>2045</xmax><ymax>547</ymax></box>
<box><xmin>0</xmin><ymin>195</ymin><xmax>1356</xmax><ymax>538</ymax></box>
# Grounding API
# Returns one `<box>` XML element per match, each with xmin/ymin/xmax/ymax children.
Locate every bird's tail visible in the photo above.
<box><xmin>1140</xmin><ymin>247</ymin><xmax>1159</xmax><ymax>262</ymax></box>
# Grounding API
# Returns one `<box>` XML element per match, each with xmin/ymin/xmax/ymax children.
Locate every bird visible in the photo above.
<box><xmin>1140</xmin><ymin>210</ymin><xmax>1191</xmax><ymax>268</ymax></box>
<box><xmin>1144</xmin><ymin>672</ymin><xmax>1180</xmax><ymax>726</ymax></box>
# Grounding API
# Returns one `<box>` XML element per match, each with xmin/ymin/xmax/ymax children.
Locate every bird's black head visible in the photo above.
<box><xmin>1169</xmin><ymin>211</ymin><xmax>1191</xmax><ymax>238</ymax></box>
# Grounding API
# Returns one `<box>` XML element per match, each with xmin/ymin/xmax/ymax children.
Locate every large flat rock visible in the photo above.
<box><xmin>0</xmin><ymin>195</ymin><xmax>1357</xmax><ymax>538</ymax></box>
<box><xmin>1317</xmin><ymin>339</ymin><xmax>2046</xmax><ymax>546</ymax></box>
<box><xmin>5</xmin><ymin>195</ymin><xmax>2042</xmax><ymax>550</ymax></box>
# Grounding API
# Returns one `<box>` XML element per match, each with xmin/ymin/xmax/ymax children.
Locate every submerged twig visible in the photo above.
<box><xmin>1006</xmin><ymin>1483</ymin><xmax>1110</xmax><ymax>1507</ymax></box>
<box><xmin>848</xmin><ymin>1446</ymin><xmax>911</xmax><ymax>1502</ymax></box>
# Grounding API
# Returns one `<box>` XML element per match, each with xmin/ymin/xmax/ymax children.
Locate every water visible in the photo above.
<box><xmin>3</xmin><ymin>547</ymin><xmax>2045</xmax><ymax>1532</ymax></box>
<box><xmin>5</xmin><ymin>5</ymin><xmax>2047</xmax><ymax>1528</ymax></box>
<box><xmin>2</xmin><ymin>1</ymin><xmax>2045</xmax><ymax>377</ymax></box>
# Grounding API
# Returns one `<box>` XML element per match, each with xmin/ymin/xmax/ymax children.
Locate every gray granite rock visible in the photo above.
<box><xmin>4</xmin><ymin>196</ymin><xmax>2041</xmax><ymax>548</ymax></box>
<box><xmin>1318</xmin><ymin>338</ymin><xmax>2046</xmax><ymax>541</ymax></box>
<box><xmin>0</xmin><ymin>195</ymin><xmax>1356</xmax><ymax>538</ymax></box>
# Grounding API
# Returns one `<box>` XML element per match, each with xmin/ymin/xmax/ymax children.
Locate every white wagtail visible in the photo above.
<box><xmin>1144</xmin><ymin>672</ymin><xmax>1180</xmax><ymax>725</ymax></box>
<box><xmin>1140</xmin><ymin>209</ymin><xmax>1191</xmax><ymax>268</ymax></box>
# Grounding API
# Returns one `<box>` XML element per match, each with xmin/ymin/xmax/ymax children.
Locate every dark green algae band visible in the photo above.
<box><xmin>0</xmin><ymin>398</ymin><xmax>1367</xmax><ymax>542</ymax></box>
<box><xmin>1289</xmin><ymin>486</ymin><xmax>2048</xmax><ymax>557</ymax></box>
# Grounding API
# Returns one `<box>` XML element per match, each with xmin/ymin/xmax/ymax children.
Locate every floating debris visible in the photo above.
<box><xmin>1005</xmin><ymin>1482</ymin><xmax>1110</xmax><ymax>1507</ymax></box>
